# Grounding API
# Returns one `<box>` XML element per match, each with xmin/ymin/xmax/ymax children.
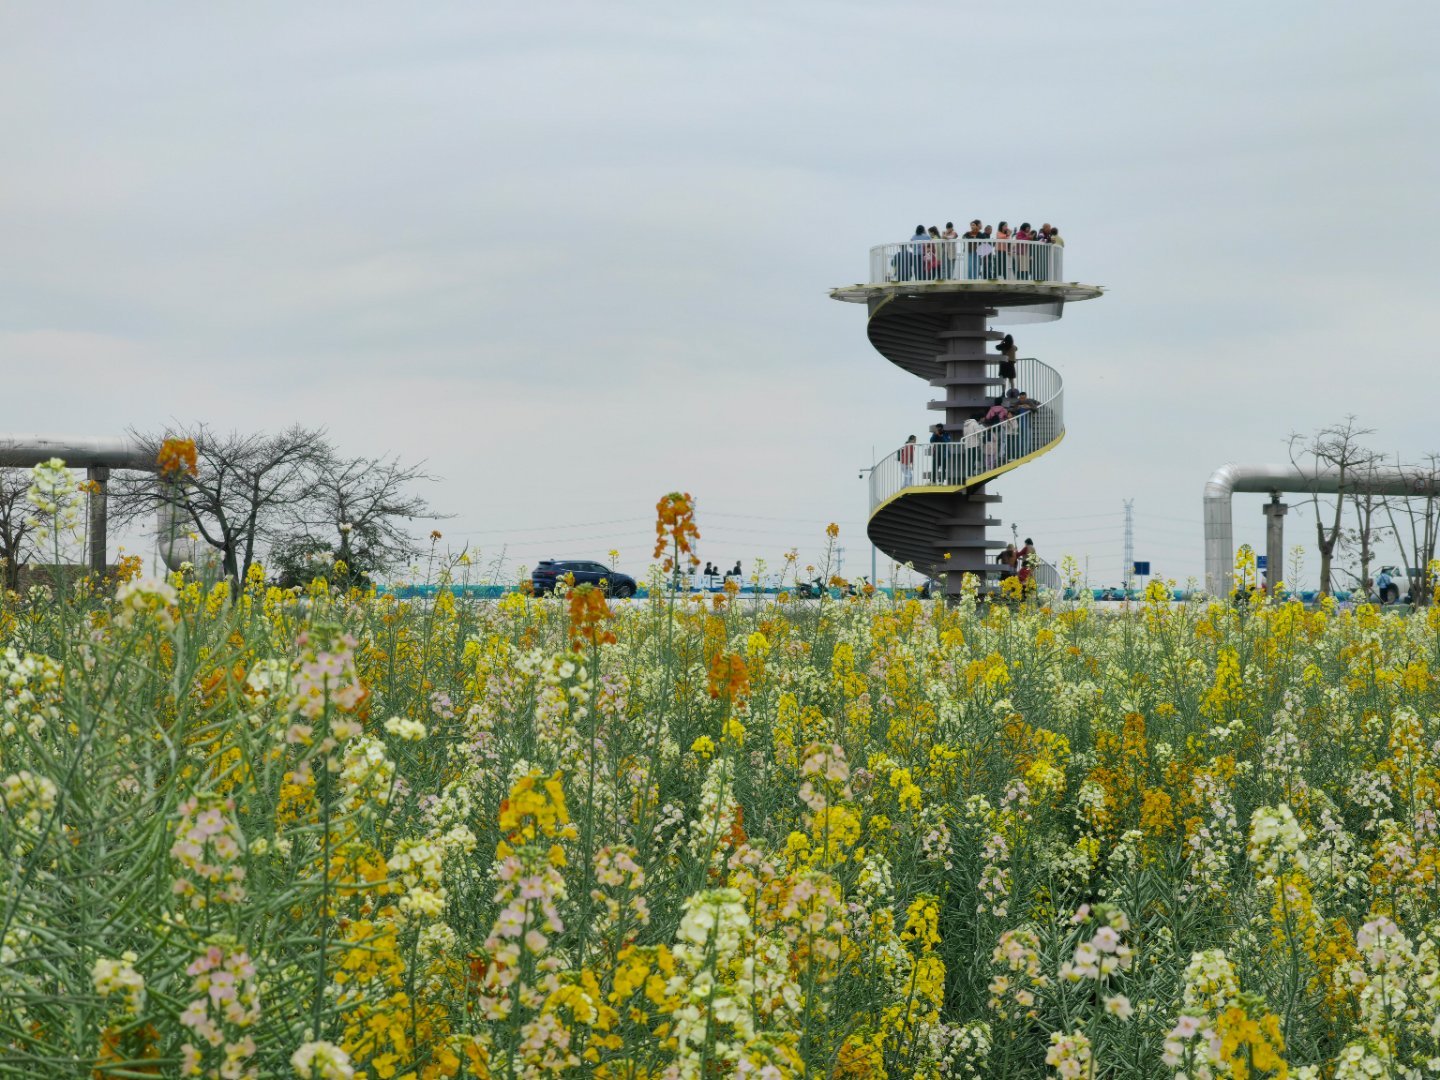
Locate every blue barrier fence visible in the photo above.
<box><xmin>379</xmin><ymin>583</ymin><xmax>888</xmax><ymax>600</ymax></box>
<box><xmin>379</xmin><ymin>583</ymin><xmax>1360</xmax><ymax>604</ymax></box>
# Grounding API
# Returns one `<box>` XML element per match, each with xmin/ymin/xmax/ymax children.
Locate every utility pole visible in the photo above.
<box><xmin>858</xmin><ymin>448</ymin><xmax>881</xmax><ymax>588</ymax></box>
<box><xmin>1122</xmin><ymin>499</ymin><xmax>1135</xmax><ymax>591</ymax></box>
<box><xmin>870</xmin><ymin>443</ymin><xmax>877</xmax><ymax>588</ymax></box>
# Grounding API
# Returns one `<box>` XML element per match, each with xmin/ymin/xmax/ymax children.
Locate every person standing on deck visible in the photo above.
<box><xmin>962</xmin><ymin>219</ymin><xmax>983</xmax><ymax>277</ymax></box>
<box><xmin>928</xmin><ymin>423</ymin><xmax>951</xmax><ymax>483</ymax></box>
<box><xmin>897</xmin><ymin>434</ymin><xmax>917</xmax><ymax>487</ymax></box>
<box><xmin>1017</xmin><ymin>538</ymin><xmax>1036</xmax><ymax>585</ymax></box>
<box><xmin>940</xmin><ymin>222</ymin><xmax>959</xmax><ymax>277</ymax></box>
<box><xmin>996</xmin><ymin>333</ymin><xmax>1019</xmax><ymax>391</ymax></box>
<box><xmin>923</xmin><ymin>225</ymin><xmax>943</xmax><ymax>279</ymax></box>
<box><xmin>1015</xmin><ymin>222</ymin><xmax>1035</xmax><ymax>279</ymax></box>
<box><xmin>961</xmin><ymin>415</ymin><xmax>983</xmax><ymax>477</ymax></box>
<box><xmin>898</xmin><ymin>225</ymin><xmax>927</xmax><ymax>280</ymax></box>
<box><xmin>997</xmin><ymin>544</ymin><xmax>1019</xmax><ymax>581</ymax></box>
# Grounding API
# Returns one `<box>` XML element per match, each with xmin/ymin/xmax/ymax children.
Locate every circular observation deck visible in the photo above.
<box><xmin>830</xmin><ymin>239</ymin><xmax>1102</xmax><ymax>322</ymax></box>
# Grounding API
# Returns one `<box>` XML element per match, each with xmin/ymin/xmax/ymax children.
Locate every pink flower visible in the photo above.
<box><xmin>1172</xmin><ymin>1014</ymin><xmax>1202</xmax><ymax>1039</ymax></box>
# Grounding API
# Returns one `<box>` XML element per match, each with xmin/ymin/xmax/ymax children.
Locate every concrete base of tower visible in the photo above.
<box><xmin>937</xmin><ymin>484</ymin><xmax>1004</xmax><ymax>599</ymax></box>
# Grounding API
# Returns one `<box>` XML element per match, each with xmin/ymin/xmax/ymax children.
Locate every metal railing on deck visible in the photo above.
<box><xmin>868</xmin><ymin>357</ymin><xmax>1064</xmax><ymax>515</ymax></box>
<box><xmin>1031</xmin><ymin>559</ymin><xmax>1061</xmax><ymax>593</ymax></box>
<box><xmin>869</xmin><ymin>238</ymin><xmax>1063</xmax><ymax>285</ymax></box>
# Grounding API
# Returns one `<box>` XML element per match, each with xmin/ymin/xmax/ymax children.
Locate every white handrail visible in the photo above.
<box><xmin>869</xmin><ymin>356</ymin><xmax>1064</xmax><ymax>514</ymax></box>
<box><xmin>869</xmin><ymin>238</ymin><xmax>1063</xmax><ymax>285</ymax></box>
<box><xmin>1031</xmin><ymin>558</ymin><xmax>1061</xmax><ymax>593</ymax></box>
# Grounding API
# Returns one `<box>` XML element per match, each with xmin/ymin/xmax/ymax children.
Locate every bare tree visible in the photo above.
<box><xmin>0</xmin><ymin>468</ymin><xmax>38</xmax><ymax>591</ymax></box>
<box><xmin>1381</xmin><ymin>454</ymin><xmax>1440</xmax><ymax>606</ymax></box>
<box><xmin>1345</xmin><ymin>453</ymin><xmax>1390</xmax><ymax>596</ymax></box>
<box><xmin>111</xmin><ymin>423</ymin><xmax>330</xmax><ymax>583</ymax></box>
<box><xmin>288</xmin><ymin>454</ymin><xmax>444</xmax><ymax>584</ymax></box>
<box><xmin>1288</xmin><ymin>417</ymin><xmax>1377</xmax><ymax>596</ymax></box>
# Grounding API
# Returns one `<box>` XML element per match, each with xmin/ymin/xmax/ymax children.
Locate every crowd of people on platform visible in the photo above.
<box><xmin>893</xmin><ymin>221</ymin><xmax>1064</xmax><ymax>281</ymax></box>
<box><xmin>894</xmin><ymin>334</ymin><xmax>1052</xmax><ymax>485</ymax></box>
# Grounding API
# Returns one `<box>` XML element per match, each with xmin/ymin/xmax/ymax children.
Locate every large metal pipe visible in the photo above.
<box><xmin>155</xmin><ymin>497</ymin><xmax>203</xmax><ymax>572</ymax></box>
<box><xmin>1204</xmin><ymin>462</ymin><xmax>1440</xmax><ymax>595</ymax></box>
<box><xmin>0</xmin><ymin>434</ymin><xmax>191</xmax><ymax>573</ymax></box>
<box><xmin>0</xmin><ymin>434</ymin><xmax>154</xmax><ymax>470</ymax></box>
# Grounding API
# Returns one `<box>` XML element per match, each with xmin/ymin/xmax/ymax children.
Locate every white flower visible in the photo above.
<box><xmin>382</xmin><ymin>715</ymin><xmax>427</xmax><ymax>742</ymax></box>
<box><xmin>26</xmin><ymin>458</ymin><xmax>80</xmax><ymax>526</ymax></box>
<box><xmin>114</xmin><ymin>577</ymin><xmax>179</xmax><ymax>629</ymax></box>
<box><xmin>291</xmin><ymin>1040</ymin><xmax>354</xmax><ymax>1079</ymax></box>
<box><xmin>1182</xmin><ymin>949</ymin><xmax>1241</xmax><ymax>1013</ymax></box>
<box><xmin>1104</xmin><ymin>993</ymin><xmax>1134</xmax><ymax>1019</ymax></box>
<box><xmin>1044</xmin><ymin>1031</ymin><xmax>1093</xmax><ymax>1080</ymax></box>
<box><xmin>1</xmin><ymin>770</ymin><xmax>59</xmax><ymax>830</ymax></box>
<box><xmin>1248</xmin><ymin>803</ymin><xmax>1308</xmax><ymax>876</ymax></box>
<box><xmin>675</xmin><ymin>887</ymin><xmax>749</xmax><ymax>961</ymax></box>
<box><xmin>398</xmin><ymin>885</ymin><xmax>447</xmax><ymax>920</ymax></box>
<box><xmin>91</xmin><ymin>952</ymin><xmax>146</xmax><ymax>1015</ymax></box>
<box><xmin>1332</xmin><ymin>1041</ymin><xmax>1392</xmax><ymax>1080</ymax></box>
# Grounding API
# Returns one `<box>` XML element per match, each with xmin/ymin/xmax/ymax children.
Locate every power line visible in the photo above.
<box><xmin>1133</xmin><ymin>526</ymin><xmax>1205</xmax><ymax>539</ymax></box>
<box><xmin>702</xmin><ymin>518</ymin><xmax>858</xmax><ymax>529</ymax></box>
<box><xmin>1034</xmin><ymin>525</ymin><xmax>1133</xmax><ymax>538</ymax></box>
<box><xmin>1140</xmin><ymin>518</ymin><xmax>1209</xmax><ymax>529</ymax></box>
<box><xmin>1016</xmin><ymin>511</ymin><xmax>1124</xmax><ymax>523</ymax></box>
<box><xmin>446</xmin><ymin>516</ymin><xmax>650</xmax><ymax>537</ymax></box>
<box><xmin>458</xmin><ymin>528</ymin><xmax>656</xmax><ymax>548</ymax></box>
<box><xmin>447</xmin><ymin>509</ymin><xmax>865</xmax><ymax>539</ymax></box>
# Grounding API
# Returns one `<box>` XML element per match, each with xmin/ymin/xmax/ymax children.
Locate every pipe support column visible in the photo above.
<box><xmin>1263</xmin><ymin>497</ymin><xmax>1287</xmax><ymax>593</ymax></box>
<box><xmin>86</xmin><ymin>466</ymin><xmax>110</xmax><ymax>574</ymax></box>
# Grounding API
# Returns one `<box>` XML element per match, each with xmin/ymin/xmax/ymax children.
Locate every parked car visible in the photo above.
<box><xmin>531</xmin><ymin>559</ymin><xmax>637</xmax><ymax>598</ymax></box>
<box><xmin>1374</xmin><ymin>565</ymin><xmax>1420</xmax><ymax>605</ymax></box>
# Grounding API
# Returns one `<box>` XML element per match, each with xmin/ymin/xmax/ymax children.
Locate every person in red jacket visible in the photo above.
<box><xmin>1017</xmin><ymin>538</ymin><xmax>1036</xmax><ymax>584</ymax></box>
<box><xmin>897</xmin><ymin>434</ymin><xmax>917</xmax><ymax>487</ymax></box>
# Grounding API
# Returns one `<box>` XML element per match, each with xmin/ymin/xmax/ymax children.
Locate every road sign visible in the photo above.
<box><xmin>1133</xmin><ymin>561</ymin><xmax>1151</xmax><ymax>576</ymax></box>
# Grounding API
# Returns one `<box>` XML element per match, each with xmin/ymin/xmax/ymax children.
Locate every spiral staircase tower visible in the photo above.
<box><xmin>831</xmin><ymin>239</ymin><xmax>1102</xmax><ymax>598</ymax></box>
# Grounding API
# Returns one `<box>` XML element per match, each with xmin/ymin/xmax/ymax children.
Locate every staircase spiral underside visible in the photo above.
<box><xmin>863</xmin><ymin>295</ymin><xmax>1066</xmax><ymax>593</ymax></box>
<box><xmin>832</xmin><ymin>243</ymin><xmax>1101</xmax><ymax>598</ymax></box>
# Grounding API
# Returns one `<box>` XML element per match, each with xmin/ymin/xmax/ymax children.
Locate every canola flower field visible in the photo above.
<box><xmin>4</xmin><ymin>493</ymin><xmax>1440</xmax><ymax>1079</ymax></box>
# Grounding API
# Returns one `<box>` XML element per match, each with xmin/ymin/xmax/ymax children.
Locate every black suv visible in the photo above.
<box><xmin>532</xmin><ymin>559</ymin><xmax>637</xmax><ymax>598</ymax></box>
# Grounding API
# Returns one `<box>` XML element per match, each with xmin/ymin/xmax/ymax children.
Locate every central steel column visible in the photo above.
<box><xmin>932</xmin><ymin>309</ymin><xmax>1004</xmax><ymax>597</ymax></box>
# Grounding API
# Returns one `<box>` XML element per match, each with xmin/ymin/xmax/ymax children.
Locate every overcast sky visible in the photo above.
<box><xmin>4</xmin><ymin>2</ymin><xmax>1437</xmax><ymax>588</ymax></box>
